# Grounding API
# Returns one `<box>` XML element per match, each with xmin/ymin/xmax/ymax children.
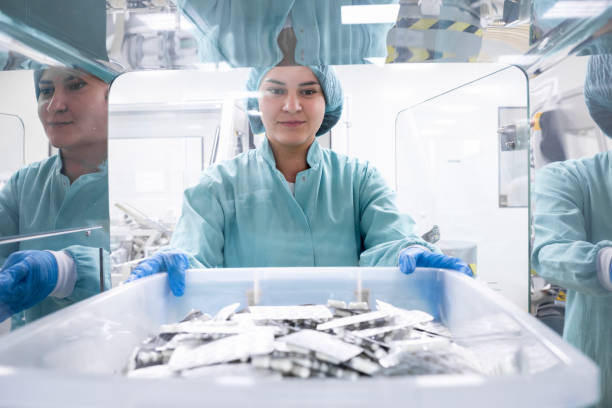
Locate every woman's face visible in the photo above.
<box><xmin>37</xmin><ymin>68</ymin><xmax>108</xmax><ymax>151</ymax></box>
<box><xmin>258</xmin><ymin>66</ymin><xmax>326</xmax><ymax>149</ymax></box>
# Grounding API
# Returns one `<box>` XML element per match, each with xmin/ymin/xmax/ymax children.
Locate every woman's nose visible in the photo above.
<box><xmin>282</xmin><ymin>92</ymin><xmax>302</xmax><ymax>113</ymax></box>
<box><xmin>46</xmin><ymin>89</ymin><xmax>68</xmax><ymax>113</ymax></box>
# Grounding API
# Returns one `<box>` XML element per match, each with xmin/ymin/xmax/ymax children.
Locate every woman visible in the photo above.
<box><xmin>0</xmin><ymin>67</ymin><xmax>111</xmax><ymax>327</ymax></box>
<box><xmin>532</xmin><ymin>52</ymin><xmax>612</xmax><ymax>408</ymax></box>
<box><xmin>129</xmin><ymin>65</ymin><xmax>471</xmax><ymax>295</ymax></box>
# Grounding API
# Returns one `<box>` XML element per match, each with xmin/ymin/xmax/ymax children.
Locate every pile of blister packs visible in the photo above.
<box><xmin>126</xmin><ymin>300</ymin><xmax>484</xmax><ymax>379</ymax></box>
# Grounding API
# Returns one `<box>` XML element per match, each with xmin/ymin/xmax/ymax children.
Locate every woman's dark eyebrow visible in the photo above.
<box><xmin>263</xmin><ymin>79</ymin><xmax>319</xmax><ymax>87</ymax></box>
<box><xmin>264</xmin><ymin>79</ymin><xmax>285</xmax><ymax>85</ymax></box>
<box><xmin>38</xmin><ymin>80</ymin><xmax>53</xmax><ymax>86</ymax></box>
<box><xmin>63</xmin><ymin>75</ymin><xmax>80</xmax><ymax>83</ymax></box>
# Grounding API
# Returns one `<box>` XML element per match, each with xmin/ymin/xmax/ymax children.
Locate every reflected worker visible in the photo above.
<box><xmin>128</xmin><ymin>64</ymin><xmax>472</xmax><ymax>295</ymax></box>
<box><xmin>532</xmin><ymin>52</ymin><xmax>612</xmax><ymax>407</ymax></box>
<box><xmin>0</xmin><ymin>67</ymin><xmax>111</xmax><ymax>328</ymax></box>
<box><xmin>178</xmin><ymin>0</ymin><xmax>397</xmax><ymax>66</ymax></box>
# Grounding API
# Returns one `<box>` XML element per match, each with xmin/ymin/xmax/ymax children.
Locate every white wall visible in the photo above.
<box><xmin>333</xmin><ymin>63</ymin><xmax>507</xmax><ymax>186</ymax></box>
<box><xmin>0</xmin><ymin>70</ymin><xmax>48</xmax><ymax>168</ymax></box>
<box><xmin>335</xmin><ymin>64</ymin><xmax>530</xmax><ymax>310</ymax></box>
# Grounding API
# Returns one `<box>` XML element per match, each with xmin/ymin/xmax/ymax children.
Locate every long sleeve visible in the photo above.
<box><xmin>532</xmin><ymin>163</ymin><xmax>612</xmax><ymax>296</ymax></box>
<box><xmin>358</xmin><ymin>164</ymin><xmax>435</xmax><ymax>266</ymax></box>
<box><xmin>170</xmin><ymin>176</ymin><xmax>226</xmax><ymax>268</ymax></box>
<box><xmin>63</xmin><ymin>246</ymin><xmax>111</xmax><ymax>299</ymax></box>
<box><xmin>0</xmin><ymin>172</ymin><xmax>21</xmax><ymax>266</ymax></box>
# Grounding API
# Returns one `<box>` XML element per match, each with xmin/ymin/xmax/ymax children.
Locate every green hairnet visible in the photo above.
<box><xmin>246</xmin><ymin>65</ymin><xmax>343</xmax><ymax>136</ymax></box>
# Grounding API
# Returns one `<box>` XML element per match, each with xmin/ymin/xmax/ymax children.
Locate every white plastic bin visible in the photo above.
<box><xmin>0</xmin><ymin>267</ymin><xmax>600</xmax><ymax>407</ymax></box>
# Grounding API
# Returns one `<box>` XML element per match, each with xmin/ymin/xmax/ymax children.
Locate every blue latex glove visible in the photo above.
<box><xmin>126</xmin><ymin>251</ymin><xmax>189</xmax><ymax>296</ymax></box>
<box><xmin>399</xmin><ymin>246</ymin><xmax>473</xmax><ymax>277</ymax></box>
<box><xmin>0</xmin><ymin>250</ymin><xmax>58</xmax><ymax>321</ymax></box>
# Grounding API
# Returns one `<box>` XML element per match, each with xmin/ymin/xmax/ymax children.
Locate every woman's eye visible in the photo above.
<box><xmin>68</xmin><ymin>80</ymin><xmax>87</xmax><ymax>91</ymax></box>
<box><xmin>39</xmin><ymin>87</ymin><xmax>53</xmax><ymax>97</ymax></box>
<box><xmin>265</xmin><ymin>87</ymin><xmax>285</xmax><ymax>96</ymax></box>
<box><xmin>301</xmin><ymin>89</ymin><xmax>318</xmax><ymax>96</ymax></box>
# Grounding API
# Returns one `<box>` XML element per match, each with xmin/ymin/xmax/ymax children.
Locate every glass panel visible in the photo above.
<box><xmin>106</xmin><ymin>63</ymin><xmax>524</xmax><ymax>293</ymax></box>
<box><xmin>0</xmin><ymin>1</ymin><xmax>119</xmax><ymax>81</ymax></box>
<box><xmin>0</xmin><ymin>64</ymin><xmax>111</xmax><ymax>330</ymax></box>
<box><xmin>395</xmin><ymin>66</ymin><xmax>529</xmax><ymax>309</ymax></box>
<box><xmin>103</xmin><ymin>1</ymin><xmax>609</xmax><ymax>68</ymax></box>
<box><xmin>0</xmin><ymin>1</ymin><xmax>609</xmax><ymax>78</ymax></box>
<box><xmin>498</xmin><ymin>106</ymin><xmax>528</xmax><ymax>208</ymax></box>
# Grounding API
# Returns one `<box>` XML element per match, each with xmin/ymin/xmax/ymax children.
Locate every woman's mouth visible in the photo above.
<box><xmin>47</xmin><ymin>121</ymin><xmax>74</xmax><ymax>127</ymax></box>
<box><xmin>279</xmin><ymin>120</ymin><xmax>306</xmax><ymax>127</ymax></box>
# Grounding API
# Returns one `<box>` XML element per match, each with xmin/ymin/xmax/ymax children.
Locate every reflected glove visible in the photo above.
<box><xmin>126</xmin><ymin>251</ymin><xmax>189</xmax><ymax>296</ymax></box>
<box><xmin>399</xmin><ymin>246</ymin><xmax>473</xmax><ymax>277</ymax></box>
<box><xmin>0</xmin><ymin>250</ymin><xmax>58</xmax><ymax>321</ymax></box>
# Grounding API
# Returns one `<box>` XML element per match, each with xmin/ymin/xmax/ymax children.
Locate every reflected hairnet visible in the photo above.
<box><xmin>246</xmin><ymin>65</ymin><xmax>343</xmax><ymax>136</ymax></box>
<box><xmin>584</xmin><ymin>53</ymin><xmax>612</xmax><ymax>138</ymax></box>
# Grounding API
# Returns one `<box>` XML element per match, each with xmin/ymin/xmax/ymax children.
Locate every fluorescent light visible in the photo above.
<box><xmin>341</xmin><ymin>4</ymin><xmax>400</xmax><ymax>24</ymax></box>
<box><xmin>542</xmin><ymin>1</ymin><xmax>611</xmax><ymax>19</ymax></box>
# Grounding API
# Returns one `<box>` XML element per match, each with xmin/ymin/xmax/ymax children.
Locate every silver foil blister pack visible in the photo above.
<box><xmin>126</xmin><ymin>300</ymin><xmax>484</xmax><ymax>379</ymax></box>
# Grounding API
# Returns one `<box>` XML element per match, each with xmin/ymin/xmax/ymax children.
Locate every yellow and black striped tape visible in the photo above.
<box><xmin>386</xmin><ymin>45</ymin><xmax>450</xmax><ymax>62</ymax></box>
<box><xmin>395</xmin><ymin>17</ymin><xmax>483</xmax><ymax>37</ymax></box>
<box><xmin>386</xmin><ymin>17</ymin><xmax>482</xmax><ymax>62</ymax></box>
<box><xmin>386</xmin><ymin>45</ymin><xmax>478</xmax><ymax>63</ymax></box>
<box><xmin>556</xmin><ymin>290</ymin><xmax>567</xmax><ymax>303</ymax></box>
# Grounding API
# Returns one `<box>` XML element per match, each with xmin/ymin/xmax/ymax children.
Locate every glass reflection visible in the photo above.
<box><xmin>386</xmin><ymin>0</ymin><xmax>483</xmax><ymax>63</ymax></box>
<box><xmin>109</xmin><ymin>64</ymin><xmax>474</xmax><ymax>297</ymax></box>
<box><xmin>177</xmin><ymin>0</ymin><xmax>398</xmax><ymax>66</ymax></box>
<box><xmin>394</xmin><ymin>66</ymin><xmax>529</xmax><ymax>307</ymax></box>
<box><xmin>0</xmin><ymin>67</ymin><xmax>111</xmax><ymax>330</ymax></box>
<box><xmin>532</xmin><ymin>46</ymin><xmax>612</xmax><ymax>406</ymax></box>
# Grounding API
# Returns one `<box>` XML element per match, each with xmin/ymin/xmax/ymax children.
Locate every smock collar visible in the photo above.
<box><xmin>259</xmin><ymin>137</ymin><xmax>322</xmax><ymax>171</ymax></box>
<box><xmin>53</xmin><ymin>151</ymin><xmax>108</xmax><ymax>177</ymax></box>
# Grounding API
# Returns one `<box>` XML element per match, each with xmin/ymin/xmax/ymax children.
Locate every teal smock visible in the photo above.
<box><xmin>178</xmin><ymin>0</ymin><xmax>397</xmax><ymax>66</ymax></box>
<box><xmin>0</xmin><ymin>153</ymin><xmax>111</xmax><ymax>328</ymax></box>
<box><xmin>171</xmin><ymin>138</ymin><xmax>433</xmax><ymax>268</ymax></box>
<box><xmin>532</xmin><ymin>151</ymin><xmax>612</xmax><ymax>407</ymax></box>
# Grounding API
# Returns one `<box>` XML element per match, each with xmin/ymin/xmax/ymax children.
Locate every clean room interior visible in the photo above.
<box><xmin>0</xmin><ymin>1</ymin><xmax>611</xmax><ymax>406</ymax></box>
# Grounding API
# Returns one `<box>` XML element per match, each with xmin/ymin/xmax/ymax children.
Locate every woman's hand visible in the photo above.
<box><xmin>126</xmin><ymin>251</ymin><xmax>190</xmax><ymax>296</ymax></box>
<box><xmin>399</xmin><ymin>246</ymin><xmax>473</xmax><ymax>277</ymax></box>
